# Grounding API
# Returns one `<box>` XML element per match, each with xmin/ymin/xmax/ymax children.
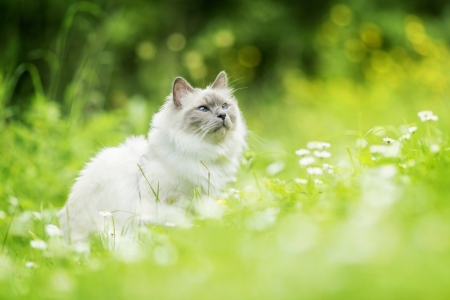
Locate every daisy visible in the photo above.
<box><xmin>383</xmin><ymin>137</ymin><xmax>395</xmax><ymax>145</ymax></box>
<box><xmin>74</xmin><ymin>243</ymin><xmax>90</xmax><ymax>254</ymax></box>
<box><xmin>307</xmin><ymin>141</ymin><xmax>331</xmax><ymax>150</ymax></box>
<box><xmin>356</xmin><ymin>138</ymin><xmax>368</xmax><ymax>148</ymax></box>
<box><xmin>299</xmin><ymin>156</ymin><xmax>315</xmax><ymax>166</ymax></box>
<box><xmin>294</xmin><ymin>178</ymin><xmax>308</xmax><ymax>184</ymax></box>
<box><xmin>99</xmin><ymin>211</ymin><xmax>112</xmax><ymax>217</ymax></box>
<box><xmin>418</xmin><ymin>111</ymin><xmax>438</xmax><ymax>122</ymax></box>
<box><xmin>295</xmin><ymin>149</ymin><xmax>310</xmax><ymax>156</ymax></box>
<box><xmin>370</xmin><ymin>145</ymin><xmax>387</xmax><ymax>154</ymax></box>
<box><xmin>314</xmin><ymin>179</ymin><xmax>323</xmax><ymax>185</ymax></box>
<box><xmin>45</xmin><ymin>224</ymin><xmax>62</xmax><ymax>237</ymax></box>
<box><xmin>399</xmin><ymin>133</ymin><xmax>411</xmax><ymax>141</ymax></box>
<box><xmin>430</xmin><ymin>144</ymin><xmax>441</xmax><ymax>153</ymax></box>
<box><xmin>266</xmin><ymin>161</ymin><xmax>285</xmax><ymax>175</ymax></box>
<box><xmin>408</xmin><ymin>126</ymin><xmax>418</xmax><ymax>133</ymax></box>
<box><xmin>313</xmin><ymin>150</ymin><xmax>331</xmax><ymax>158</ymax></box>
<box><xmin>323</xmin><ymin>164</ymin><xmax>335</xmax><ymax>174</ymax></box>
<box><xmin>25</xmin><ymin>262</ymin><xmax>38</xmax><ymax>268</ymax></box>
<box><xmin>307</xmin><ymin>167</ymin><xmax>323</xmax><ymax>175</ymax></box>
<box><xmin>370</xmin><ymin>144</ymin><xmax>400</xmax><ymax>157</ymax></box>
<box><xmin>30</xmin><ymin>240</ymin><xmax>47</xmax><ymax>250</ymax></box>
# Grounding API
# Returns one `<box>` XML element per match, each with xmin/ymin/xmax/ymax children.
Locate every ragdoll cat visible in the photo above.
<box><xmin>58</xmin><ymin>71</ymin><xmax>247</xmax><ymax>243</ymax></box>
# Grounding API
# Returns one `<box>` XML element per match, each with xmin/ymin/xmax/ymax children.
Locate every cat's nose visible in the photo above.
<box><xmin>217</xmin><ymin>113</ymin><xmax>226</xmax><ymax>121</ymax></box>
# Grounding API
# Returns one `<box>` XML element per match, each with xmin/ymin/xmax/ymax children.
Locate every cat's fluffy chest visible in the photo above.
<box><xmin>142</xmin><ymin>128</ymin><xmax>240</xmax><ymax>197</ymax></box>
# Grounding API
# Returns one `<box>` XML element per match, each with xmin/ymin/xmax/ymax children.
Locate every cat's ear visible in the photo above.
<box><xmin>211</xmin><ymin>71</ymin><xmax>228</xmax><ymax>89</ymax></box>
<box><xmin>172</xmin><ymin>77</ymin><xmax>194</xmax><ymax>107</ymax></box>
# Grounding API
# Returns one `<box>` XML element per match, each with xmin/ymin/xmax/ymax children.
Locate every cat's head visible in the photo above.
<box><xmin>167</xmin><ymin>71</ymin><xmax>243</xmax><ymax>143</ymax></box>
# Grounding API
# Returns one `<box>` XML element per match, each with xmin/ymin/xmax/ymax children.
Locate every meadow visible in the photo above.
<box><xmin>1</xmin><ymin>1</ymin><xmax>450</xmax><ymax>299</ymax></box>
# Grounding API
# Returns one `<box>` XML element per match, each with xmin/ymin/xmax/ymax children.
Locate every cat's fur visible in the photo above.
<box><xmin>58</xmin><ymin>71</ymin><xmax>247</xmax><ymax>243</ymax></box>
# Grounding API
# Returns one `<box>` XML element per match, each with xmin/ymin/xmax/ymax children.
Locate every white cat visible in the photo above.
<box><xmin>58</xmin><ymin>71</ymin><xmax>247</xmax><ymax>243</ymax></box>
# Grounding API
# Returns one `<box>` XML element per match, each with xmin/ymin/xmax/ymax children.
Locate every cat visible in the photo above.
<box><xmin>57</xmin><ymin>71</ymin><xmax>247</xmax><ymax>244</ymax></box>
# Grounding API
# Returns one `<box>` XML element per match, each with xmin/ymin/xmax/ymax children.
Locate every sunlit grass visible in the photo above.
<box><xmin>1</xmin><ymin>93</ymin><xmax>449</xmax><ymax>299</ymax></box>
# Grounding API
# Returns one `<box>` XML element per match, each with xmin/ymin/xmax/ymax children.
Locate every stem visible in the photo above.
<box><xmin>111</xmin><ymin>216</ymin><xmax>116</xmax><ymax>251</ymax></box>
<box><xmin>346</xmin><ymin>147</ymin><xmax>357</xmax><ymax>173</ymax></box>
<box><xmin>253</xmin><ymin>172</ymin><xmax>262</xmax><ymax>198</ymax></box>
<box><xmin>200</xmin><ymin>160</ymin><xmax>210</xmax><ymax>198</ymax></box>
<box><xmin>2</xmin><ymin>205</ymin><xmax>17</xmax><ymax>252</ymax></box>
<box><xmin>65</xmin><ymin>206</ymin><xmax>72</xmax><ymax>245</ymax></box>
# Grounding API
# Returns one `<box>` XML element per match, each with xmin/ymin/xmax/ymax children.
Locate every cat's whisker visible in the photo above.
<box><xmin>199</xmin><ymin>124</ymin><xmax>217</xmax><ymax>140</ymax></box>
<box><xmin>247</xmin><ymin>131</ymin><xmax>266</xmax><ymax>149</ymax></box>
<box><xmin>228</xmin><ymin>76</ymin><xmax>244</xmax><ymax>87</ymax></box>
<box><xmin>232</xmin><ymin>86</ymin><xmax>248</xmax><ymax>93</ymax></box>
<box><xmin>192</xmin><ymin>124</ymin><xmax>213</xmax><ymax>141</ymax></box>
<box><xmin>193</xmin><ymin>123</ymin><xmax>215</xmax><ymax>136</ymax></box>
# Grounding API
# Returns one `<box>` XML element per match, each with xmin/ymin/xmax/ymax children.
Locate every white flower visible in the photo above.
<box><xmin>323</xmin><ymin>164</ymin><xmax>335</xmax><ymax>174</ymax></box>
<box><xmin>408</xmin><ymin>126</ymin><xmax>418</xmax><ymax>133</ymax></box>
<box><xmin>430</xmin><ymin>144</ymin><xmax>441</xmax><ymax>153</ymax></box>
<box><xmin>370</xmin><ymin>145</ymin><xmax>386</xmax><ymax>154</ymax></box>
<box><xmin>294</xmin><ymin>178</ymin><xmax>308</xmax><ymax>184</ymax></box>
<box><xmin>30</xmin><ymin>240</ymin><xmax>47</xmax><ymax>250</ymax></box>
<box><xmin>373</xmin><ymin>126</ymin><xmax>387</xmax><ymax>137</ymax></box>
<box><xmin>356</xmin><ymin>138</ymin><xmax>368</xmax><ymax>148</ymax></box>
<box><xmin>295</xmin><ymin>149</ymin><xmax>310</xmax><ymax>156</ymax></box>
<box><xmin>25</xmin><ymin>261</ymin><xmax>38</xmax><ymax>268</ymax></box>
<box><xmin>299</xmin><ymin>156</ymin><xmax>315</xmax><ymax>166</ymax></box>
<box><xmin>377</xmin><ymin>165</ymin><xmax>398</xmax><ymax>179</ymax></box>
<box><xmin>399</xmin><ymin>133</ymin><xmax>411</xmax><ymax>141</ymax></box>
<box><xmin>418</xmin><ymin>111</ymin><xmax>438</xmax><ymax>122</ymax></box>
<box><xmin>32</xmin><ymin>212</ymin><xmax>42</xmax><ymax>220</ymax></box>
<box><xmin>307</xmin><ymin>141</ymin><xmax>330</xmax><ymax>150</ymax></box>
<box><xmin>45</xmin><ymin>224</ymin><xmax>62</xmax><ymax>237</ymax></box>
<box><xmin>307</xmin><ymin>167</ymin><xmax>323</xmax><ymax>175</ymax></box>
<box><xmin>228</xmin><ymin>188</ymin><xmax>240</xmax><ymax>200</ymax></box>
<box><xmin>266</xmin><ymin>161</ymin><xmax>285</xmax><ymax>175</ymax></box>
<box><xmin>370</xmin><ymin>144</ymin><xmax>401</xmax><ymax>157</ymax></box>
<box><xmin>314</xmin><ymin>179</ymin><xmax>323</xmax><ymax>185</ymax></box>
<box><xmin>383</xmin><ymin>137</ymin><xmax>395</xmax><ymax>145</ymax></box>
<box><xmin>74</xmin><ymin>243</ymin><xmax>90</xmax><ymax>254</ymax></box>
<box><xmin>9</xmin><ymin>197</ymin><xmax>19</xmax><ymax>207</ymax></box>
<box><xmin>313</xmin><ymin>150</ymin><xmax>331</xmax><ymax>158</ymax></box>
<box><xmin>99</xmin><ymin>211</ymin><xmax>112</xmax><ymax>217</ymax></box>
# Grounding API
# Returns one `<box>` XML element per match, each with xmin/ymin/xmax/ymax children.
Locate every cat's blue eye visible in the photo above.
<box><xmin>198</xmin><ymin>106</ymin><xmax>209</xmax><ymax>112</ymax></box>
<box><xmin>222</xmin><ymin>103</ymin><xmax>228</xmax><ymax>109</ymax></box>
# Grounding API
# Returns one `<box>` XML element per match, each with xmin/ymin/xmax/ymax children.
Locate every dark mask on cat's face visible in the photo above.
<box><xmin>186</xmin><ymin>91</ymin><xmax>238</xmax><ymax>139</ymax></box>
<box><xmin>171</xmin><ymin>71</ymin><xmax>240</xmax><ymax>142</ymax></box>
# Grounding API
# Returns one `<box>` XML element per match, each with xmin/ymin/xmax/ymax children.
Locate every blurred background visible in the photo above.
<box><xmin>1</xmin><ymin>0</ymin><xmax>450</xmax><ymax>208</ymax></box>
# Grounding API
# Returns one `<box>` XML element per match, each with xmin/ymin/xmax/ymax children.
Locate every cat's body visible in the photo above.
<box><xmin>58</xmin><ymin>72</ymin><xmax>247</xmax><ymax>243</ymax></box>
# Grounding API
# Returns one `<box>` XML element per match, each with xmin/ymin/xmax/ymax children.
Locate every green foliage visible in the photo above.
<box><xmin>1</xmin><ymin>1</ymin><xmax>450</xmax><ymax>299</ymax></box>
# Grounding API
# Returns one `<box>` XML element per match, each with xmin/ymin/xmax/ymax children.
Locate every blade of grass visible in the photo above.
<box><xmin>137</xmin><ymin>163</ymin><xmax>159</xmax><ymax>202</ymax></box>
<box><xmin>2</xmin><ymin>204</ymin><xmax>17</xmax><ymax>252</ymax></box>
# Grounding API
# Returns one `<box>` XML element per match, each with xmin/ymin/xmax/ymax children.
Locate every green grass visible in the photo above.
<box><xmin>1</xmin><ymin>96</ymin><xmax>449</xmax><ymax>299</ymax></box>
